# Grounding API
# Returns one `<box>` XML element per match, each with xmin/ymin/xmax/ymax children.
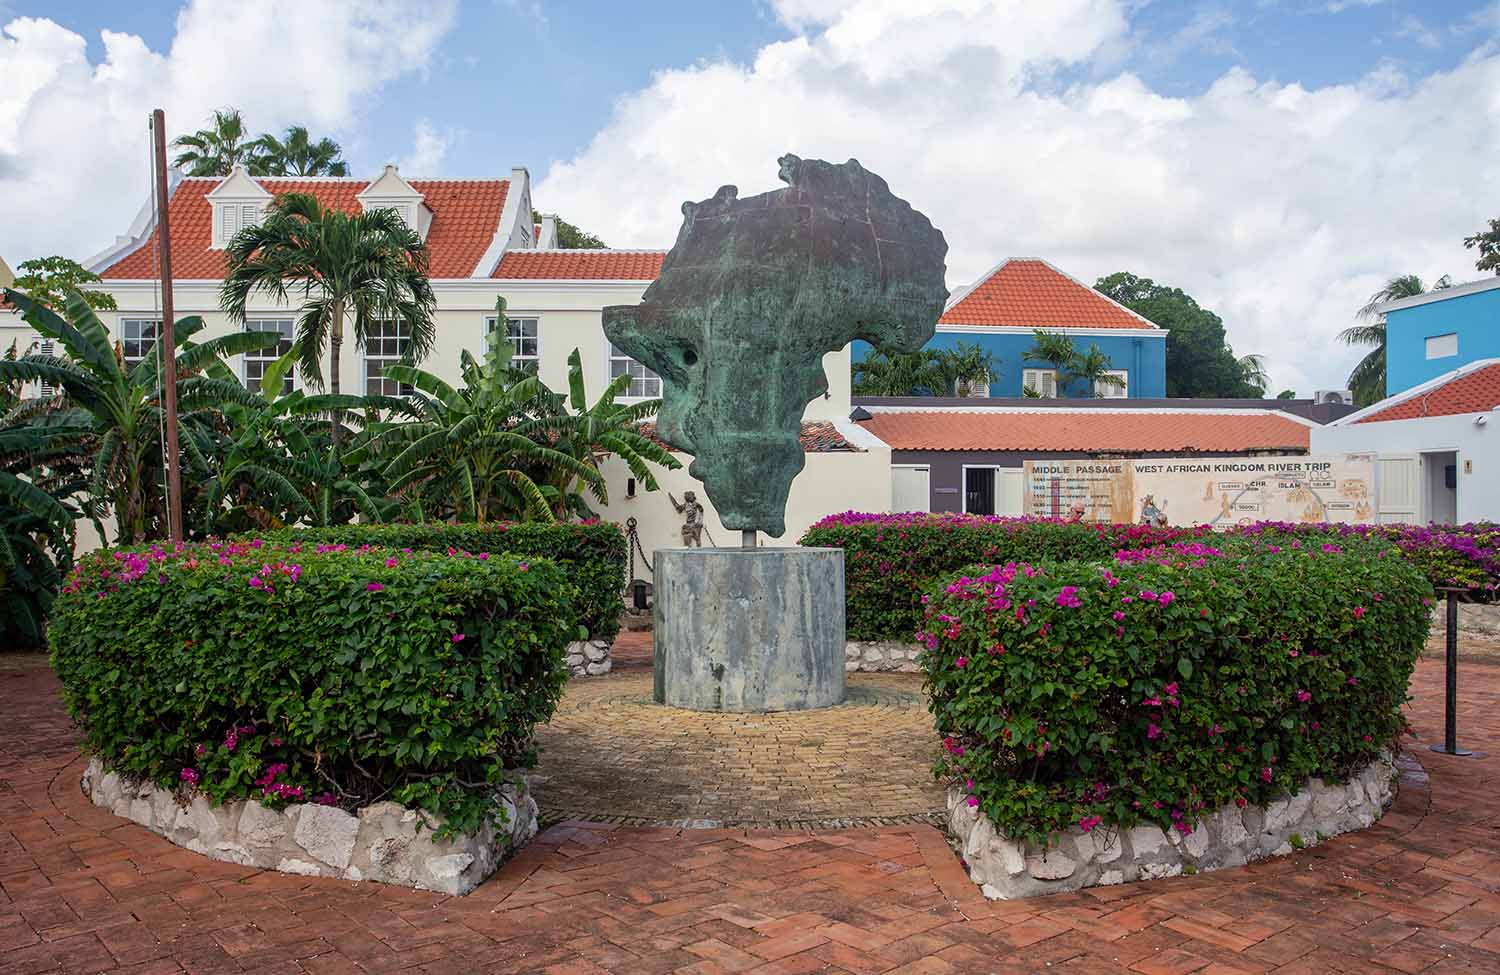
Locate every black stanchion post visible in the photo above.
<box><xmin>1430</xmin><ymin>587</ymin><xmax>1474</xmax><ymax>757</ymax></box>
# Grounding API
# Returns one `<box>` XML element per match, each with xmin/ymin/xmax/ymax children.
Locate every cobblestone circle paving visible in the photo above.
<box><xmin>533</xmin><ymin>671</ymin><xmax>945</xmax><ymax>828</ymax></box>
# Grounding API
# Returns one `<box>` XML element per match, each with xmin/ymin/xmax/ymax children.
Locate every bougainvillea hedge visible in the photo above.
<box><xmin>248</xmin><ymin>521</ymin><xmax>627</xmax><ymax>642</ymax></box>
<box><xmin>922</xmin><ymin>541</ymin><xmax>1432</xmax><ymax>846</ymax></box>
<box><xmin>800</xmin><ymin>513</ymin><xmax>1217</xmax><ymax>639</ymax></box>
<box><xmin>50</xmin><ymin>539</ymin><xmax>579</xmax><ymax>833</ymax></box>
<box><xmin>802</xmin><ymin>512</ymin><xmax>1497</xmax><ymax>640</ymax></box>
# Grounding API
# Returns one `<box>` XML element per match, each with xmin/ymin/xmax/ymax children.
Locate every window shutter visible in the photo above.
<box><xmin>240</xmin><ymin>204</ymin><xmax>258</xmax><ymax>230</ymax></box>
<box><xmin>1023</xmin><ymin>369</ymin><xmax>1057</xmax><ymax>398</ymax></box>
<box><xmin>39</xmin><ymin>340</ymin><xmax>55</xmax><ymax>396</ymax></box>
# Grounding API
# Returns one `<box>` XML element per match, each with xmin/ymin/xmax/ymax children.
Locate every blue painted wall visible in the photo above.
<box><xmin>1385</xmin><ymin>287</ymin><xmax>1500</xmax><ymax>395</ymax></box>
<box><xmin>853</xmin><ymin>330</ymin><xmax>1167</xmax><ymax>398</ymax></box>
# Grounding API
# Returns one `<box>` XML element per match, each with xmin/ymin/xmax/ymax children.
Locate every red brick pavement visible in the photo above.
<box><xmin>2</xmin><ymin>655</ymin><xmax>1498</xmax><ymax>974</ymax></box>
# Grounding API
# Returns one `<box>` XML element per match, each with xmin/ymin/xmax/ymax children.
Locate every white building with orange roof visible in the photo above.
<box><xmin>0</xmin><ymin>163</ymin><xmax>890</xmax><ymax>557</ymax></box>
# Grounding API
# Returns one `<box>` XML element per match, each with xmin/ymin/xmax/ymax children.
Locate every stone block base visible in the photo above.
<box><xmin>845</xmin><ymin>640</ymin><xmax>923</xmax><ymax>673</ymax></box>
<box><xmin>654</xmin><ymin>546</ymin><xmax>846</xmax><ymax>712</ymax></box>
<box><xmin>565</xmin><ymin>639</ymin><xmax>613</xmax><ymax>677</ymax></box>
<box><xmin>82</xmin><ymin>757</ymin><xmax>538</xmax><ymax>895</ymax></box>
<box><xmin>948</xmin><ymin>752</ymin><xmax>1398</xmax><ymax>899</ymax></box>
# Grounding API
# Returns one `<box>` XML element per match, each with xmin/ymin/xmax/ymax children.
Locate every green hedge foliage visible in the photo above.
<box><xmin>800</xmin><ymin>513</ymin><xmax>1217</xmax><ymax>640</ymax></box>
<box><xmin>921</xmin><ymin>540</ymin><xmax>1431</xmax><ymax>846</ymax></box>
<box><xmin>248</xmin><ymin>521</ymin><xmax>627</xmax><ymax>642</ymax></box>
<box><xmin>50</xmin><ymin>539</ymin><xmax>578</xmax><ymax>833</ymax></box>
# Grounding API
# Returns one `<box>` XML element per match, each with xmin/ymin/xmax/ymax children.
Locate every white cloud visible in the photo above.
<box><xmin>397</xmin><ymin>119</ymin><xmax>451</xmax><ymax>174</ymax></box>
<box><xmin>1323</xmin><ymin>0</ymin><xmax>1387</xmax><ymax>13</ymax></box>
<box><xmin>0</xmin><ymin>0</ymin><xmax>456</xmax><ymax>265</ymax></box>
<box><xmin>537</xmin><ymin>0</ymin><xmax>1500</xmax><ymax>394</ymax></box>
<box><xmin>1393</xmin><ymin>15</ymin><xmax>1441</xmax><ymax>50</ymax></box>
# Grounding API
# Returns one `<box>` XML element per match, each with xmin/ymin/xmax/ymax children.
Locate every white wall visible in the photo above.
<box><xmin>1312</xmin><ymin>414</ymin><xmax>1499</xmax><ymax>523</ymax></box>
<box><xmin>594</xmin><ymin>426</ymin><xmax>891</xmax><ymax>581</ymax></box>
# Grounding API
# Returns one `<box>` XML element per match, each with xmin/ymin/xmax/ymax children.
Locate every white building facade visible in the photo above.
<box><xmin>1</xmin><ymin>164</ymin><xmax>887</xmax><ymax>564</ymax></box>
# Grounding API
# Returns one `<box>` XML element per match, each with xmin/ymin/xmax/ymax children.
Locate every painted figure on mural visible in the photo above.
<box><xmin>669</xmin><ymin>491</ymin><xmax>706</xmax><ymax>547</ymax></box>
<box><xmin>1139</xmin><ymin>494</ymin><xmax>1169</xmax><ymax>527</ymax></box>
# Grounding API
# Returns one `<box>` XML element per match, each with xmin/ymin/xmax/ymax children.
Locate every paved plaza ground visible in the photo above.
<box><xmin>2</xmin><ymin>633</ymin><xmax>1498</xmax><ymax>974</ymax></box>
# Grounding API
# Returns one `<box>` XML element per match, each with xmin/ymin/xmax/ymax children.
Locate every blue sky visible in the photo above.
<box><xmin>4</xmin><ymin>0</ymin><xmax>1498</xmax><ymax>393</ymax></box>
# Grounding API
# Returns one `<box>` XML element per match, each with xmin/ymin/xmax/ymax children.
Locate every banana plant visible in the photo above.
<box><xmin>0</xmin><ymin>288</ymin><xmax>282</xmax><ymax>543</ymax></box>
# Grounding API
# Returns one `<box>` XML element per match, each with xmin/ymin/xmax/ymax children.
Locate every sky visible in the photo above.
<box><xmin>3</xmin><ymin>0</ymin><xmax>1498</xmax><ymax>396</ymax></box>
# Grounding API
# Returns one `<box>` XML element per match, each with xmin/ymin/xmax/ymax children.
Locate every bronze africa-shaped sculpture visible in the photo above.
<box><xmin>603</xmin><ymin>154</ymin><xmax>948</xmax><ymax>538</ymax></box>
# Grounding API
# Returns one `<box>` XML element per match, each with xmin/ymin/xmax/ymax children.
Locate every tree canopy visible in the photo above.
<box><xmin>533</xmin><ymin>210</ymin><xmax>607</xmax><ymax>249</ymax></box>
<box><xmin>1094</xmin><ymin>272</ymin><xmax>1264</xmax><ymax>398</ymax></box>
<box><xmin>1464</xmin><ymin>218</ymin><xmax>1500</xmax><ymax>275</ymax></box>
<box><xmin>172</xmin><ymin>109</ymin><xmax>348</xmax><ymax>177</ymax></box>
<box><xmin>11</xmin><ymin>257</ymin><xmax>117</xmax><ymax>311</ymax></box>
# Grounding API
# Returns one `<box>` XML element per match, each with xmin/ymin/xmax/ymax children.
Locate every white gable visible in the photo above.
<box><xmin>206</xmin><ymin>166</ymin><xmax>272</xmax><ymax>249</ymax></box>
<box><xmin>357</xmin><ymin>165</ymin><xmax>432</xmax><ymax>240</ymax></box>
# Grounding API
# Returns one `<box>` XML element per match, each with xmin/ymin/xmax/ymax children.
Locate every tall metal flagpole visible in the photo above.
<box><xmin>151</xmin><ymin>109</ymin><xmax>184</xmax><ymax>544</ymax></box>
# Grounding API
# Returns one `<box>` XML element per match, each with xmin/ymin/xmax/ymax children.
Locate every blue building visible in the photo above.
<box><xmin>1379</xmin><ymin>277</ymin><xmax>1500</xmax><ymax>397</ymax></box>
<box><xmin>854</xmin><ymin>258</ymin><xmax>1167</xmax><ymax>398</ymax></box>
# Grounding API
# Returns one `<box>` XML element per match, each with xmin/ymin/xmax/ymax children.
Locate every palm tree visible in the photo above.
<box><xmin>527</xmin><ymin>347</ymin><xmax>681</xmax><ymax>518</ymax></box>
<box><xmin>852</xmin><ymin>348</ymin><xmax>946</xmax><ymax>396</ymax></box>
<box><xmin>935</xmin><ymin>341</ymin><xmax>997</xmax><ymax>398</ymax></box>
<box><xmin>172</xmin><ymin>109</ymin><xmax>257</xmax><ymax>176</ymax></box>
<box><xmin>1237</xmin><ymin>354</ymin><xmax>1271</xmax><ymax>396</ymax></box>
<box><xmin>219</xmin><ymin>193</ymin><xmax>437</xmax><ymax>443</ymax></box>
<box><xmin>368</xmin><ymin>323</ymin><xmax>604</xmax><ymax>523</ymax></box>
<box><xmin>1339</xmin><ymin>274</ymin><xmax>1452</xmax><ymax>407</ymax></box>
<box><xmin>1066</xmin><ymin>344</ymin><xmax>1126</xmax><ymax>397</ymax></box>
<box><xmin>1023</xmin><ymin>330</ymin><xmax>1078</xmax><ymax>397</ymax></box>
<box><xmin>251</xmin><ymin>126</ymin><xmax>349</xmax><ymax>177</ymax></box>
<box><xmin>0</xmin><ymin>288</ymin><xmax>280</xmax><ymax>542</ymax></box>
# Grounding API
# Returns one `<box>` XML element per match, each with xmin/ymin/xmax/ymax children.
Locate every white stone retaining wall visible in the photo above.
<box><xmin>947</xmin><ymin>752</ymin><xmax>1398</xmax><ymax>899</ymax></box>
<box><xmin>1430</xmin><ymin>601</ymin><xmax>1500</xmax><ymax>640</ymax></box>
<box><xmin>82</xmin><ymin>757</ymin><xmax>538</xmax><ymax>895</ymax></box>
<box><xmin>565</xmin><ymin>639</ymin><xmax>613</xmax><ymax>677</ymax></box>
<box><xmin>845</xmin><ymin>640</ymin><xmax>923</xmax><ymax>672</ymax></box>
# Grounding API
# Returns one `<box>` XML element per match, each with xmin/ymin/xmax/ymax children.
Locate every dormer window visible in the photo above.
<box><xmin>357</xmin><ymin>164</ymin><xmax>431</xmax><ymax>241</ymax></box>
<box><xmin>206</xmin><ymin>165</ymin><xmax>272</xmax><ymax>249</ymax></box>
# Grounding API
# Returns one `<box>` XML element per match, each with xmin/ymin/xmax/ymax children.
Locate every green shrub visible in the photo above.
<box><xmin>50</xmin><ymin>539</ymin><xmax>579</xmax><ymax>833</ymax></box>
<box><xmin>921</xmin><ymin>541</ymin><xmax>1431</xmax><ymax>846</ymax></box>
<box><xmin>800</xmin><ymin>513</ymin><xmax>1215</xmax><ymax>640</ymax></box>
<box><xmin>248</xmin><ymin>521</ymin><xmax>627</xmax><ymax>642</ymax></box>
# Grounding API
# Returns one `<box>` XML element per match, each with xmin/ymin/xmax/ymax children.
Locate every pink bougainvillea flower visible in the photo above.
<box><xmin>955</xmin><ymin>656</ymin><xmax>967</xmax><ymax>669</ymax></box>
<box><xmin>1079</xmin><ymin>815</ymin><xmax>1103</xmax><ymax>833</ymax></box>
<box><xmin>180</xmin><ymin>768</ymin><xmax>199</xmax><ymax>785</ymax></box>
<box><xmin>1163</xmin><ymin>682</ymin><xmax>1178</xmax><ymax>696</ymax></box>
<box><xmin>1147</xmin><ymin>723</ymin><xmax>1162</xmax><ymax>739</ymax></box>
<box><xmin>1296</xmin><ymin>689</ymin><xmax>1312</xmax><ymax>703</ymax></box>
<box><xmin>1261</xmin><ymin>767</ymin><xmax>1274</xmax><ymax>783</ymax></box>
<box><xmin>385</xmin><ymin>557</ymin><xmax>398</xmax><ymax>568</ymax></box>
<box><xmin>1159</xmin><ymin>591</ymin><xmax>1176</xmax><ymax>606</ymax></box>
<box><xmin>966</xmin><ymin>795</ymin><xmax>979</xmax><ymax>808</ymax></box>
<box><xmin>518</xmin><ymin>562</ymin><xmax>529</xmax><ymax>572</ymax></box>
<box><xmin>1352</xmin><ymin>606</ymin><xmax>1367</xmax><ymax>619</ymax></box>
<box><xmin>366</xmin><ymin>582</ymin><xmax>384</xmax><ymax>592</ymax></box>
<box><xmin>1113</xmin><ymin>610</ymin><xmax>1126</xmax><ymax>622</ymax></box>
<box><xmin>248</xmin><ymin>576</ymin><xmax>264</xmax><ymax>589</ymax></box>
<box><xmin>452</xmin><ymin>632</ymin><xmax>466</xmax><ymax>643</ymax></box>
<box><xmin>965</xmin><ymin>778</ymin><xmax>975</xmax><ymax>792</ymax></box>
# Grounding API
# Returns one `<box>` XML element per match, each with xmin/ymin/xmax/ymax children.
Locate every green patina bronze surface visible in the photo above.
<box><xmin>603</xmin><ymin>154</ymin><xmax>948</xmax><ymax>536</ymax></box>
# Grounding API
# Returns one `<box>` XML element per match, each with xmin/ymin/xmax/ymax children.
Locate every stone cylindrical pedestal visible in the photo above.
<box><xmin>653</xmin><ymin>547</ymin><xmax>846</xmax><ymax>712</ymax></box>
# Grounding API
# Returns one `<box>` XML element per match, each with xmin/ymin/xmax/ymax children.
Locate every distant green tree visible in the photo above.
<box><xmin>933</xmin><ymin>341</ymin><xmax>997</xmax><ymax>397</ymax></box>
<box><xmin>12</xmin><ymin>257</ymin><xmax>117</xmax><ymax>311</ymax></box>
<box><xmin>533</xmin><ymin>210</ymin><xmax>606</xmax><ymax>249</ymax></box>
<box><xmin>1022</xmin><ymin>330</ymin><xmax>1078</xmax><ymax>396</ymax></box>
<box><xmin>853</xmin><ymin>348</ymin><xmax>947</xmax><ymax>396</ymax></box>
<box><xmin>1275</xmin><ymin>389</ymin><xmax>1297</xmax><ymax>400</ymax></box>
<box><xmin>1464</xmin><ymin>218</ymin><xmax>1500</xmax><ymax>275</ymax></box>
<box><xmin>1094</xmin><ymin>272</ymin><xmax>1261</xmax><ymax>398</ymax></box>
<box><xmin>1068</xmin><ymin>344</ymin><xmax>1126</xmax><ymax>397</ymax></box>
<box><xmin>172</xmin><ymin>108</ymin><xmax>256</xmax><ymax>176</ymax></box>
<box><xmin>250</xmin><ymin>126</ymin><xmax>349</xmax><ymax>176</ymax></box>
<box><xmin>1237</xmin><ymin>354</ymin><xmax>1271</xmax><ymax>396</ymax></box>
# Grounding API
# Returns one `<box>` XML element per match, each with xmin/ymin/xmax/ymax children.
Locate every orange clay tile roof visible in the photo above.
<box><xmin>939</xmin><ymin>259</ymin><xmax>1159</xmax><ymax>330</ymax></box>
<box><xmin>858</xmin><ymin>410</ymin><xmax>1309</xmax><ymax>453</ymax></box>
<box><xmin>99</xmin><ymin>177</ymin><xmax>508</xmax><ymax>280</ymax></box>
<box><xmin>493</xmin><ymin>250</ymin><xmax>665</xmax><ymax>280</ymax></box>
<box><xmin>637</xmin><ymin>420</ymin><xmax>859</xmax><ymax>453</ymax></box>
<box><xmin>1355</xmin><ymin>363</ymin><xmax>1500</xmax><ymax>423</ymax></box>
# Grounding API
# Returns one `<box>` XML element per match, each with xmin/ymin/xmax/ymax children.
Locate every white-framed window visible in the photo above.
<box><xmin>1022</xmin><ymin>368</ymin><xmax>1058</xmax><ymax>398</ymax></box>
<box><xmin>1095</xmin><ymin>369</ymin><xmax>1129</xmax><ymax>398</ymax></box>
<box><xmin>120</xmin><ymin>318</ymin><xmax>161</xmax><ymax>371</ymax></box>
<box><xmin>38</xmin><ymin>340</ymin><xmax>56</xmax><ymax>396</ymax></box>
<box><xmin>484</xmin><ymin>315</ymin><xmax>540</xmax><ymax>371</ymax></box>
<box><xmin>1425</xmin><ymin>333</ymin><xmax>1458</xmax><ymax>360</ymax></box>
<box><xmin>609</xmin><ymin>342</ymin><xmax>661</xmax><ymax>398</ymax></box>
<box><xmin>365</xmin><ymin>319</ymin><xmax>413</xmax><ymax>396</ymax></box>
<box><xmin>243</xmin><ymin>319</ymin><xmax>295</xmax><ymax>395</ymax></box>
<box><xmin>964</xmin><ymin>465</ymin><xmax>1026</xmax><ymax>517</ymax></box>
<box><xmin>215</xmin><ymin>203</ymin><xmax>263</xmax><ymax>247</ymax></box>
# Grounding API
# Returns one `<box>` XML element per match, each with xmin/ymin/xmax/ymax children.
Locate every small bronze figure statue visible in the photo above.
<box><xmin>669</xmin><ymin>491</ymin><xmax>706</xmax><ymax>547</ymax></box>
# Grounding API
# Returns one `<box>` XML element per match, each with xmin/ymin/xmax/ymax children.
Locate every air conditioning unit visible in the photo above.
<box><xmin>1312</xmin><ymin>389</ymin><xmax>1353</xmax><ymax>406</ymax></box>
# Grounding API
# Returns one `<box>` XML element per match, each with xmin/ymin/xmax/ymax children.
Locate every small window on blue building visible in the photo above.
<box><xmin>1425</xmin><ymin>333</ymin><xmax>1458</xmax><ymax>359</ymax></box>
